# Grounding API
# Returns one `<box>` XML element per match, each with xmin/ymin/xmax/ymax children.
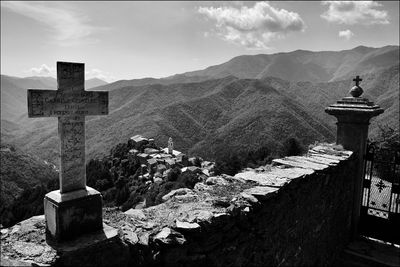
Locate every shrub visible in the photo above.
<box><xmin>282</xmin><ymin>137</ymin><xmax>305</xmax><ymax>157</ymax></box>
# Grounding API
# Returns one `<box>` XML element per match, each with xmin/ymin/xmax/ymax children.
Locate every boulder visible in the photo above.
<box><xmin>175</xmin><ymin>220</ymin><xmax>201</xmax><ymax>231</ymax></box>
<box><xmin>124</xmin><ymin>209</ymin><xmax>147</xmax><ymax>220</ymax></box>
<box><xmin>161</xmin><ymin>188</ymin><xmax>194</xmax><ymax>202</ymax></box>
<box><xmin>206</xmin><ymin>176</ymin><xmax>228</xmax><ymax>186</ymax></box>
<box><xmin>154</xmin><ymin>227</ymin><xmax>186</xmax><ymax>245</ymax></box>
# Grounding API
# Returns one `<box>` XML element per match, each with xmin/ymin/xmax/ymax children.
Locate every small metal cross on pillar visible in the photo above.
<box><xmin>350</xmin><ymin>75</ymin><xmax>364</xmax><ymax>97</ymax></box>
<box><xmin>28</xmin><ymin>62</ymin><xmax>109</xmax><ymax>193</ymax></box>
<box><xmin>353</xmin><ymin>75</ymin><xmax>362</xmax><ymax>86</ymax></box>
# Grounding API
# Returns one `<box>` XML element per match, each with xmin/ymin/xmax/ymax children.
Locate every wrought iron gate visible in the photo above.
<box><xmin>359</xmin><ymin>142</ymin><xmax>400</xmax><ymax>244</ymax></box>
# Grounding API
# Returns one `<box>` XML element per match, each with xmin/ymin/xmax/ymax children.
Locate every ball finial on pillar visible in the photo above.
<box><xmin>350</xmin><ymin>75</ymin><xmax>363</xmax><ymax>97</ymax></box>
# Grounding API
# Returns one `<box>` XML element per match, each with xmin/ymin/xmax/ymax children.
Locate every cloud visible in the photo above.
<box><xmin>25</xmin><ymin>64</ymin><xmax>56</xmax><ymax>77</ymax></box>
<box><xmin>85</xmin><ymin>69</ymin><xmax>116</xmax><ymax>83</ymax></box>
<box><xmin>198</xmin><ymin>1</ymin><xmax>306</xmax><ymax>49</ymax></box>
<box><xmin>338</xmin><ymin>29</ymin><xmax>354</xmax><ymax>40</ymax></box>
<box><xmin>321</xmin><ymin>1</ymin><xmax>389</xmax><ymax>25</ymax></box>
<box><xmin>1</xmin><ymin>2</ymin><xmax>106</xmax><ymax>46</ymax></box>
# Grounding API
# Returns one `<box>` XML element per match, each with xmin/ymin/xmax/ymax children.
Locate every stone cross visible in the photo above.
<box><xmin>28</xmin><ymin>62</ymin><xmax>108</xmax><ymax>193</ymax></box>
<box><xmin>353</xmin><ymin>75</ymin><xmax>362</xmax><ymax>86</ymax></box>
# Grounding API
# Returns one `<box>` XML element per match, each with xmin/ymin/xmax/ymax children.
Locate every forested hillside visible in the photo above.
<box><xmin>1</xmin><ymin>45</ymin><xmax>398</xmax><ymax>167</ymax></box>
<box><xmin>0</xmin><ymin>144</ymin><xmax>58</xmax><ymax>227</ymax></box>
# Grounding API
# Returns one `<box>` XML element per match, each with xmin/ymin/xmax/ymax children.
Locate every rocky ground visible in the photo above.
<box><xmin>1</xmin><ymin>144</ymin><xmax>353</xmax><ymax>267</ymax></box>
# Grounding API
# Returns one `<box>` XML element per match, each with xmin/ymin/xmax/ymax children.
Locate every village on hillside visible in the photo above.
<box><xmin>126</xmin><ymin>135</ymin><xmax>214</xmax><ymax>184</ymax></box>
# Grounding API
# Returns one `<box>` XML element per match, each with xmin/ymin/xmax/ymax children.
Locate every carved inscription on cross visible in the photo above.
<box><xmin>353</xmin><ymin>75</ymin><xmax>362</xmax><ymax>86</ymax></box>
<box><xmin>28</xmin><ymin>62</ymin><xmax>109</xmax><ymax>193</ymax></box>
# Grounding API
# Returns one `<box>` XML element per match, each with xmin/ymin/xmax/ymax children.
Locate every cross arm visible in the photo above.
<box><xmin>28</xmin><ymin>89</ymin><xmax>108</xmax><ymax>118</ymax></box>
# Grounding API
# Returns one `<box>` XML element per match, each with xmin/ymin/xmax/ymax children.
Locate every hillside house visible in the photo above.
<box><xmin>137</xmin><ymin>153</ymin><xmax>149</xmax><ymax>164</ymax></box>
<box><xmin>161</xmin><ymin>147</ymin><xmax>183</xmax><ymax>157</ymax></box>
<box><xmin>130</xmin><ymin>135</ymin><xmax>149</xmax><ymax>149</ymax></box>
<box><xmin>147</xmin><ymin>158</ymin><xmax>157</xmax><ymax>173</ymax></box>
<box><xmin>144</xmin><ymin>148</ymin><xmax>160</xmax><ymax>155</ymax></box>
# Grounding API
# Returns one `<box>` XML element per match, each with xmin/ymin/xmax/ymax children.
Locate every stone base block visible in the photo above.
<box><xmin>44</xmin><ymin>186</ymin><xmax>103</xmax><ymax>241</ymax></box>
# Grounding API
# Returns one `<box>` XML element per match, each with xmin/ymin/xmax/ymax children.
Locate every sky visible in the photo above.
<box><xmin>1</xmin><ymin>1</ymin><xmax>399</xmax><ymax>82</ymax></box>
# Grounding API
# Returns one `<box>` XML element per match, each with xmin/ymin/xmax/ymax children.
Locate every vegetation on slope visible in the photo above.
<box><xmin>0</xmin><ymin>144</ymin><xmax>58</xmax><ymax>227</ymax></box>
<box><xmin>1</xmin><ymin>46</ymin><xmax>398</xmax><ymax>167</ymax></box>
<box><xmin>85</xmin><ymin>135</ymin><xmax>305</xmax><ymax>212</ymax></box>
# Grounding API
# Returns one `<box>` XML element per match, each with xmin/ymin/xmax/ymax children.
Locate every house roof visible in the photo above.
<box><xmin>131</xmin><ymin>135</ymin><xmax>148</xmax><ymax>143</ymax></box>
<box><xmin>161</xmin><ymin>147</ymin><xmax>183</xmax><ymax>156</ymax></box>
<box><xmin>147</xmin><ymin>158</ymin><xmax>157</xmax><ymax>165</ymax></box>
<box><xmin>165</xmin><ymin>158</ymin><xmax>176</xmax><ymax>164</ymax></box>
<box><xmin>144</xmin><ymin>148</ymin><xmax>160</xmax><ymax>155</ymax></box>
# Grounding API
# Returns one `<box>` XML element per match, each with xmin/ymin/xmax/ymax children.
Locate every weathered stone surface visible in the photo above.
<box><xmin>154</xmin><ymin>227</ymin><xmax>186</xmax><ymax>245</ymax></box>
<box><xmin>267</xmin><ymin>167</ymin><xmax>314</xmax><ymax>180</ymax></box>
<box><xmin>240</xmin><ymin>192</ymin><xmax>259</xmax><ymax>203</ymax></box>
<box><xmin>161</xmin><ymin>188</ymin><xmax>194</xmax><ymax>202</ymax></box>
<box><xmin>194</xmin><ymin>182</ymin><xmax>213</xmax><ymax>192</ymax></box>
<box><xmin>243</xmin><ymin>186</ymin><xmax>279</xmax><ymax>201</ymax></box>
<box><xmin>206</xmin><ymin>176</ymin><xmax>229</xmax><ymax>185</ymax></box>
<box><xmin>309</xmin><ymin>150</ymin><xmax>348</xmax><ymax>161</ymax></box>
<box><xmin>308</xmin><ymin>154</ymin><xmax>340</xmax><ymax>165</ymax></box>
<box><xmin>0</xmin><ymin>215</ymin><xmax>127</xmax><ymax>267</ymax></box>
<box><xmin>175</xmin><ymin>220</ymin><xmax>201</xmax><ymax>231</ymax></box>
<box><xmin>44</xmin><ymin>186</ymin><xmax>102</xmax><ymax>241</ymax></box>
<box><xmin>47</xmin><ymin>223</ymin><xmax>118</xmax><ymax>253</ymax></box>
<box><xmin>59</xmin><ymin>116</ymin><xmax>86</xmax><ymax>192</ymax></box>
<box><xmin>235</xmin><ymin>171</ymin><xmax>289</xmax><ymax>187</ymax></box>
<box><xmin>290</xmin><ymin>156</ymin><xmax>331</xmax><ymax>168</ymax></box>
<box><xmin>27</xmin><ymin>62</ymin><xmax>109</xmax><ymax>194</ymax></box>
<box><xmin>124</xmin><ymin>231</ymin><xmax>139</xmax><ymax>244</ymax></box>
<box><xmin>187</xmin><ymin>210</ymin><xmax>214</xmax><ymax>224</ymax></box>
<box><xmin>220</xmin><ymin>174</ymin><xmax>246</xmax><ymax>183</ymax></box>
<box><xmin>273</xmin><ymin>157</ymin><xmax>328</xmax><ymax>170</ymax></box>
<box><xmin>138</xmin><ymin>232</ymin><xmax>150</xmax><ymax>246</ymax></box>
<box><xmin>124</xmin><ymin>208</ymin><xmax>147</xmax><ymax>220</ymax></box>
<box><xmin>28</xmin><ymin>62</ymin><xmax>108</xmax><ymax>118</ymax></box>
<box><xmin>311</xmin><ymin>144</ymin><xmax>353</xmax><ymax>157</ymax></box>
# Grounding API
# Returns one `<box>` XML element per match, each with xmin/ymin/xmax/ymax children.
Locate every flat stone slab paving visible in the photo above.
<box><xmin>338</xmin><ymin>237</ymin><xmax>400</xmax><ymax>267</ymax></box>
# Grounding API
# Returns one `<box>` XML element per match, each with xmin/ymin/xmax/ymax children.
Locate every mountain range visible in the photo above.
<box><xmin>1</xmin><ymin>45</ymin><xmax>398</xmax><ymax>165</ymax></box>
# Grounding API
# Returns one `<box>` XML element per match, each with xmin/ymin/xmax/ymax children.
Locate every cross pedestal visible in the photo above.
<box><xmin>28</xmin><ymin>62</ymin><xmax>109</xmax><ymax>241</ymax></box>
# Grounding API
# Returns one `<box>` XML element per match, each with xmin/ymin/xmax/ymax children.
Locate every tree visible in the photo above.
<box><xmin>110</xmin><ymin>143</ymin><xmax>129</xmax><ymax>159</ymax></box>
<box><xmin>193</xmin><ymin>157</ymin><xmax>202</xmax><ymax>167</ymax></box>
<box><xmin>177</xmin><ymin>171</ymin><xmax>199</xmax><ymax>189</ymax></box>
<box><xmin>167</xmin><ymin>167</ymin><xmax>181</xmax><ymax>182</ymax></box>
<box><xmin>370</xmin><ymin>124</ymin><xmax>400</xmax><ymax>183</ymax></box>
<box><xmin>214</xmin><ymin>153</ymin><xmax>242</xmax><ymax>176</ymax></box>
<box><xmin>282</xmin><ymin>137</ymin><xmax>304</xmax><ymax>157</ymax></box>
<box><xmin>86</xmin><ymin>159</ymin><xmax>113</xmax><ymax>191</ymax></box>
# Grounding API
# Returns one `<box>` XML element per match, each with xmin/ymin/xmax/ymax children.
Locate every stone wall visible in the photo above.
<box><xmin>0</xmin><ymin>144</ymin><xmax>356</xmax><ymax>267</ymax></box>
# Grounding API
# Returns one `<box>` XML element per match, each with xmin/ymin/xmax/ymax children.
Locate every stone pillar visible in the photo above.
<box><xmin>325</xmin><ymin>76</ymin><xmax>383</xmax><ymax>239</ymax></box>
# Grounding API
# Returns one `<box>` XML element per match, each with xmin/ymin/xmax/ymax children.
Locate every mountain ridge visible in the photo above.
<box><xmin>82</xmin><ymin>45</ymin><xmax>399</xmax><ymax>92</ymax></box>
<box><xmin>0</xmin><ymin>45</ymin><xmax>398</xmax><ymax>166</ymax></box>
